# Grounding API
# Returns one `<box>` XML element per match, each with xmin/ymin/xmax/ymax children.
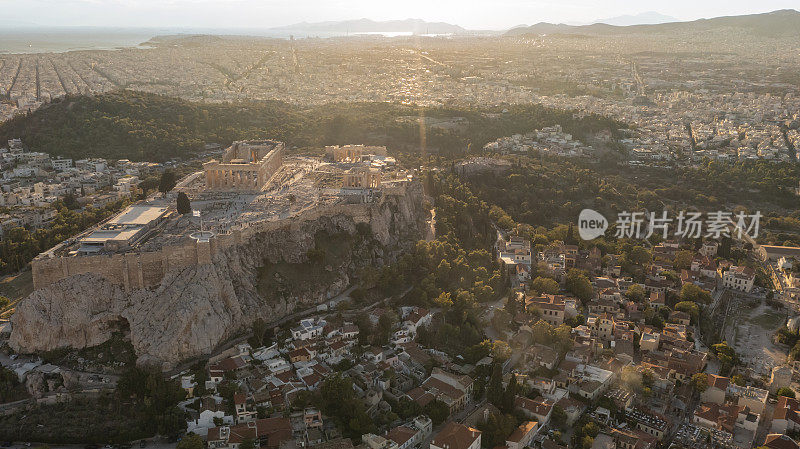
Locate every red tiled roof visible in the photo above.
<box><xmin>774</xmin><ymin>397</ymin><xmax>800</xmax><ymax>426</ymax></box>
<box><xmin>707</xmin><ymin>374</ymin><xmax>730</xmax><ymax>390</ymax></box>
<box><xmin>506</xmin><ymin>421</ymin><xmax>537</xmax><ymax>443</ymax></box>
<box><xmin>514</xmin><ymin>396</ymin><xmax>553</xmax><ymax>417</ymax></box>
<box><xmin>211</xmin><ymin>355</ymin><xmax>247</xmax><ymax>372</ymax></box>
<box><xmin>765</xmin><ymin>434</ymin><xmax>800</xmax><ymax>449</ymax></box>
<box><xmin>387</xmin><ymin>426</ymin><xmax>418</xmax><ymax>446</ymax></box>
<box><xmin>303</xmin><ymin>372</ymin><xmax>324</xmax><ymax>387</ymax></box>
<box><xmin>432</xmin><ymin>422</ymin><xmax>481</xmax><ymax>449</ymax></box>
<box><xmin>422</xmin><ymin>376</ymin><xmax>465</xmax><ymax>403</ymax></box>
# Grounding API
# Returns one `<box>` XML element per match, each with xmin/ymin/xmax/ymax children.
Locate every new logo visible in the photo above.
<box><xmin>578</xmin><ymin>209</ymin><xmax>608</xmax><ymax>240</ymax></box>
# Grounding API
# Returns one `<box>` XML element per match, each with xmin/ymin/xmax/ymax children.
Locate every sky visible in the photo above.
<box><xmin>2</xmin><ymin>0</ymin><xmax>799</xmax><ymax>31</ymax></box>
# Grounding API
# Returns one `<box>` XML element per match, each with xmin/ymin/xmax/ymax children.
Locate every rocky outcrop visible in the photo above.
<box><xmin>10</xmin><ymin>183</ymin><xmax>425</xmax><ymax>369</ymax></box>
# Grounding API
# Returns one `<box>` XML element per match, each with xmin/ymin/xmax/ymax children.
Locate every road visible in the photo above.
<box><xmin>481</xmin><ymin>297</ymin><xmax>508</xmax><ymax>341</ymax></box>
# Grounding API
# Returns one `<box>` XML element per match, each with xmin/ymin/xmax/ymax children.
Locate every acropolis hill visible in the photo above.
<box><xmin>10</xmin><ymin>142</ymin><xmax>426</xmax><ymax>369</ymax></box>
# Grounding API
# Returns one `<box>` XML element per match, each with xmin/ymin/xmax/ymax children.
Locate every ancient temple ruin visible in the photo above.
<box><xmin>343</xmin><ymin>166</ymin><xmax>381</xmax><ymax>189</ymax></box>
<box><xmin>326</xmin><ymin>144</ymin><xmax>387</xmax><ymax>162</ymax></box>
<box><xmin>203</xmin><ymin>140</ymin><xmax>284</xmax><ymax>190</ymax></box>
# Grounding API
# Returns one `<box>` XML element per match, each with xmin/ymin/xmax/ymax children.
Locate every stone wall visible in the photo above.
<box><xmin>12</xmin><ymin>180</ymin><xmax>426</xmax><ymax>368</ymax></box>
<box><xmin>32</xmin><ymin>241</ymin><xmax>201</xmax><ymax>291</ymax></box>
<box><xmin>32</xmin><ymin>182</ymin><xmax>405</xmax><ymax>292</ymax></box>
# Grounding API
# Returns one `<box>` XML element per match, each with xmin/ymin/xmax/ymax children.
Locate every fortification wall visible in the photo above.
<box><xmin>32</xmin><ymin>240</ymin><xmax>202</xmax><ymax>291</ymax></box>
<box><xmin>31</xmin><ymin>183</ymin><xmax>410</xmax><ymax>291</ymax></box>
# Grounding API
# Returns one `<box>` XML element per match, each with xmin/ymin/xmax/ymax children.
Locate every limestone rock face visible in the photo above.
<box><xmin>10</xmin><ymin>183</ymin><xmax>425</xmax><ymax>369</ymax></box>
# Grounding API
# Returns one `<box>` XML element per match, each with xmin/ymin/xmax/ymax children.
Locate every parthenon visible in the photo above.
<box><xmin>203</xmin><ymin>140</ymin><xmax>284</xmax><ymax>190</ymax></box>
<box><xmin>326</xmin><ymin>144</ymin><xmax>387</xmax><ymax>162</ymax></box>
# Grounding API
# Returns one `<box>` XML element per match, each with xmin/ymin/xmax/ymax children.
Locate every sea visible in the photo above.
<box><xmin>0</xmin><ymin>27</ymin><xmax>453</xmax><ymax>54</ymax></box>
<box><xmin>0</xmin><ymin>28</ymin><xmax>159</xmax><ymax>54</ymax></box>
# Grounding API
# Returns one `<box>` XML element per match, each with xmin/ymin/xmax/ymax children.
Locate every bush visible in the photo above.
<box><xmin>177</xmin><ymin>192</ymin><xmax>191</xmax><ymax>214</ymax></box>
<box><xmin>777</xmin><ymin>387</ymin><xmax>796</xmax><ymax>398</ymax></box>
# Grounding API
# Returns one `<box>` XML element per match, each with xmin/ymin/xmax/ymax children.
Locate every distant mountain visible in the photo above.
<box><xmin>592</xmin><ymin>11</ymin><xmax>678</xmax><ymax>26</ymax></box>
<box><xmin>506</xmin><ymin>9</ymin><xmax>800</xmax><ymax>38</ymax></box>
<box><xmin>0</xmin><ymin>19</ymin><xmax>39</xmax><ymax>27</ymax></box>
<box><xmin>267</xmin><ymin>18</ymin><xmax>465</xmax><ymax>35</ymax></box>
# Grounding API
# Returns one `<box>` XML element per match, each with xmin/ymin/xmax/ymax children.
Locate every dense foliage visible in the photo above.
<box><xmin>319</xmin><ymin>374</ymin><xmax>374</xmax><ymax>441</ymax></box>
<box><xmin>0</xmin><ymin>90</ymin><xmax>624</xmax><ymax>163</ymax></box>
<box><xmin>461</xmin><ymin>154</ymin><xmax>800</xmax><ymax>229</ymax></box>
<box><xmin>0</xmin><ymin>366</ymin><xmax>28</xmax><ymax>403</ymax></box>
<box><xmin>0</xmin><ymin>199</ymin><xmax>128</xmax><ymax>274</ymax></box>
<box><xmin>0</xmin><ymin>365</ymin><xmax>188</xmax><ymax>443</ymax></box>
<box><xmin>360</xmin><ymin>172</ymin><xmax>509</xmax><ymax>357</ymax></box>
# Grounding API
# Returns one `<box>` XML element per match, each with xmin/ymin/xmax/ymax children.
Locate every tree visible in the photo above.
<box><xmin>116</xmin><ymin>365</ymin><xmax>186</xmax><ymax>433</ymax></box>
<box><xmin>777</xmin><ymin>387</ymin><xmax>796</xmax><ymax>398</ymax></box>
<box><xmin>177</xmin><ymin>191</ymin><xmax>191</xmax><ymax>214</ymax></box>
<box><xmin>711</xmin><ymin>341</ymin><xmax>738</xmax><ymax>375</ymax></box>
<box><xmin>531</xmin><ymin>277</ymin><xmax>559</xmax><ymax>295</ymax></box>
<box><xmin>159</xmin><ymin>170</ymin><xmax>176</xmax><ymax>195</ymax></box>
<box><xmin>628</xmin><ymin>246</ymin><xmax>652</xmax><ymax>265</ymax></box>
<box><xmin>434</xmin><ymin>291</ymin><xmax>453</xmax><ymax>310</ymax></box>
<box><xmin>239</xmin><ymin>440</ymin><xmax>256</xmax><ymax>449</ymax></box>
<box><xmin>565</xmin><ymin>223</ymin><xmax>578</xmax><ymax>245</ymax></box>
<box><xmin>320</xmin><ymin>374</ymin><xmax>374</xmax><ymax>439</ymax></box>
<box><xmin>423</xmin><ymin>399</ymin><xmax>450</xmax><ymax>425</ymax></box>
<box><xmin>489</xmin><ymin>340</ymin><xmax>512</xmax><ymax>362</ymax></box>
<box><xmin>680</xmin><ymin>283</ymin><xmax>711</xmax><ymax>304</ymax></box>
<box><xmin>354</xmin><ymin>312</ymin><xmax>372</xmax><ymax>345</ymax></box>
<box><xmin>621</xmin><ymin>366</ymin><xmax>644</xmax><ymax>393</ymax></box>
<box><xmin>375</xmin><ymin>311</ymin><xmax>398</xmax><ymax>345</ymax></box>
<box><xmin>565</xmin><ymin>269</ymin><xmax>594</xmax><ymax>302</ymax></box>
<box><xmin>582</xmin><ymin>422</ymin><xmax>599</xmax><ymax>438</ymax></box>
<box><xmin>248</xmin><ymin>318</ymin><xmax>273</xmax><ymax>348</ymax></box>
<box><xmin>0</xmin><ymin>366</ymin><xmax>28</xmax><ymax>403</ymax></box>
<box><xmin>477</xmin><ymin>413</ymin><xmax>518</xmax><ymax>449</ymax></box>
<box><xmin>501</xmin><ymin>374</ymin><xmax>518</xmax><ymax>413</ymax></box>
<box><xmin>690</xmin><ymin>373</ymin><xmax>709</xmax><ymax>393</ymax></box>
<box><xmin>489</xmin><ymin>206</ymin><xmax>515</xmax><ymax>230</ymax></box>
<box><xmin>625</xmin><ymin>284</ymin><xmax>646</xmax><ymax>302</ymax></box>
<box><xmin>674</xmin><ymin>250</ymin><xmax>694</xmax><ymax>270</ymax></box>
<box><xmin>487</xmin><ymin>364</ymin><xmax>504</xmax><ymax>408</ymax></box>
<box><xmin>177</xmin><ymin>433</ymin><xmax>204</xmax><ymax>449</ymax></box>
<box><xmin>550</xmin><ymin>405</ymin><xmax>567</xmax><ymax>430</ymax></box>
<box><xmin>675</xmin><ymin>301</ymin><xmax>700</xmax><ymax>323</ymax></box>
<box><xmin>394</xmin><ymin>396</ymin><xmax>423</xmax><ymax>419</ymax></box>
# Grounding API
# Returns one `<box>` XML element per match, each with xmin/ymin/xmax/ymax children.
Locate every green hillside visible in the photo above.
<box><xmin>0</xmin><ymin>90</ymin><xmax>624</xmax><ymax>162</ymax></box>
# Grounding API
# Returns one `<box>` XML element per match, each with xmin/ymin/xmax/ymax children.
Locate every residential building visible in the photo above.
<box><xmin>429</xmin><ymin>422</ymin><xmax>481</xmax><ymax>449</ymax></box>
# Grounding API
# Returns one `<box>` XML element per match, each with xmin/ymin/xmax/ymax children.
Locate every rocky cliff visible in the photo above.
<box><xmin>10</xmin><ymin>182</ymin><xmax>426</xmax><ymax>369</ymax></box>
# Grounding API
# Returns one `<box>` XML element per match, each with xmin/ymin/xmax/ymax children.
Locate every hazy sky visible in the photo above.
<box><xmin>3</xmin><ymin>0</ymin><xmax>799</xmax><ymax>30</ymax></box>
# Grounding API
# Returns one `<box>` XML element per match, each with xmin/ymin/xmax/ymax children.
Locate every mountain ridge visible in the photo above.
<box><xmin>506</xmin><ymin>9</ymin><xmax>800</xmax><ymax>38</ymax></box>
<box><xmin>267</xmin><ymin>18</ymin><xmax>465</xmax><ymax>34</ymax></box>
<box><xmin>591</xmin><ymin>11</ymin><xmax>678</xmax><ymax>26</ymax></box>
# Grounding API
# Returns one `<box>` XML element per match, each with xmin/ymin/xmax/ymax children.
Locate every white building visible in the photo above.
<box><xmin>51</xmin><ymin>157</ymin><xmax>73</xmax><ymax>171</ymax></box>
<box><xmin>722</xmin><ymin>266</ymin><xmax>755</xmax><ymax>292</ymax></box>
<box><xmin>291</xmin><ymin>318</ymin><xmax>325</xmax><ymax>340</ymax></box>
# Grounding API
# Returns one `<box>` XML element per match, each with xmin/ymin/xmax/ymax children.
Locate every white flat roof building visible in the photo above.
<box><xmin>78</xmin><ymin>204</ymin><xmax>170</xmax><ymax>254</ymax></box>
